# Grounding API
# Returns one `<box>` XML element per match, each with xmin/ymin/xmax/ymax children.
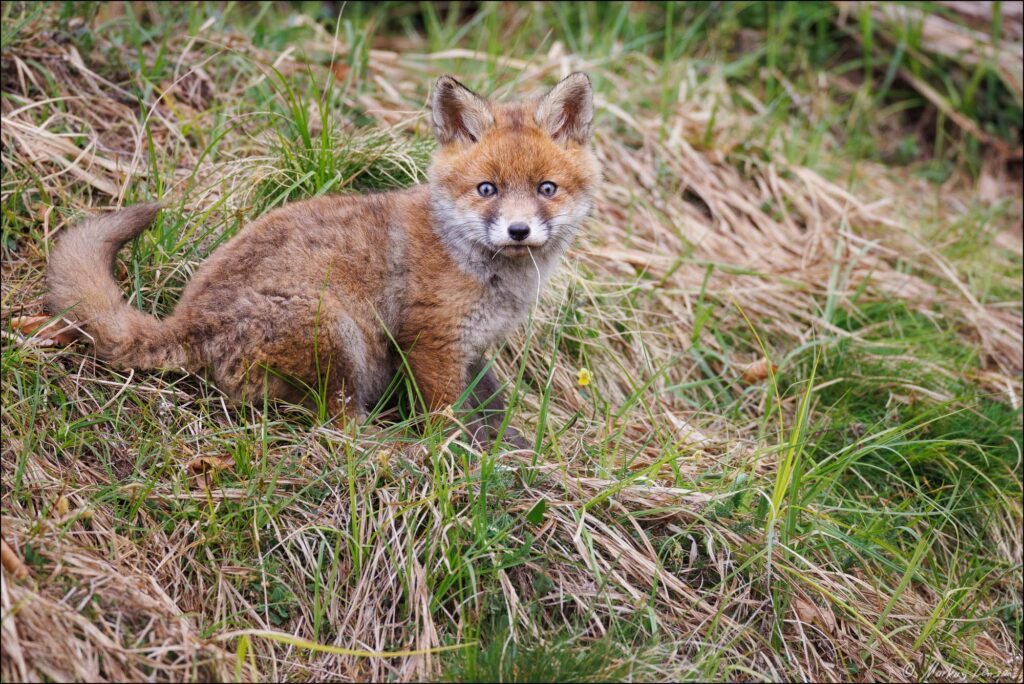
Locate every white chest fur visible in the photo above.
<box><xmin>459</xmin><ymin>255</ymin><xmax>556</xmax><ymax>356</ymax></box>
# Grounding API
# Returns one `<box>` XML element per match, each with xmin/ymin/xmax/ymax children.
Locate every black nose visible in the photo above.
<box><xmin>508</xmin><ymin>223</ymin><xmax>530</xmax><ymax>241</ymax></box>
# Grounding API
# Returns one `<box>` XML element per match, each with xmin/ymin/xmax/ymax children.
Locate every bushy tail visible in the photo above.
<box><xmin>46</xmin><ymin>203</ymin><xmax>187</xmax><ymax>370</ymax></box>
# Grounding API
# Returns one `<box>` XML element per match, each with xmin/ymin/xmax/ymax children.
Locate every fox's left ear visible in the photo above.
<box><xmin>534</xmin><ymin>72</ymin><xmax>594</xmax><ymax>145</ymax></box>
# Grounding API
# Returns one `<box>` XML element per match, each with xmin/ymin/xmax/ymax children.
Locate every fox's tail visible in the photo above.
<box><xmin>46</xmin><ymin>203</ymin><xmax>187</xmax><ymax>370</ymax></box>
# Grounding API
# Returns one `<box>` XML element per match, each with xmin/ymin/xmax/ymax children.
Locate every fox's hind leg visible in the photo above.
<box><xmin>324</xmin><ymin>313</ymin><xmax>382</xmax><ymax>433</ymax></box>
<box><xmin>327</xmin><ymin>379</ymin><xmax>367</xmax><ymax>426</ymax></box>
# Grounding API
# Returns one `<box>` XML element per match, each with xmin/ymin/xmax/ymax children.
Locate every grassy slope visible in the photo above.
<box><xmin>1</xmin><ymin>2</ymin><xmax>1021</xmax><ymax>682</ymax></box>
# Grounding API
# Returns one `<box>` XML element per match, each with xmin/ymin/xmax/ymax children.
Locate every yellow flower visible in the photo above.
<box><xmin>577</xmin><ymin>368</ymin><xmax>592</xmax><ymax>387</ymax></box>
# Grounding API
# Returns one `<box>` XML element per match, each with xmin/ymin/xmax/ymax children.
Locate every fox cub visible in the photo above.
<box><xmin>46</xmin><ymin>73</ymin><xmax>600</xmax><ymax>444</ymax></box>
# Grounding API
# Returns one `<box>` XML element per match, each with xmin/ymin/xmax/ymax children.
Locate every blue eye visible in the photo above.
<box><xmin>538</xmin><ymin>181</ymin><xmax>557</xmax><ymax>197</ymax></box>
<box><xmin>477</xmin><ymin>182</ymin><xmax>497</xmax><ymax>197</ymax></box>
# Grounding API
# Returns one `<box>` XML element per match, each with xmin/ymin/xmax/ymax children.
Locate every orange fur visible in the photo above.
<box><xmin>45</xmin><ymin>73</ymin><xmax>601</xmax><ymax>443</ymax></box>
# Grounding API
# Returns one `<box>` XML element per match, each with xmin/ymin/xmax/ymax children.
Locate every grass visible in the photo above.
<box><xmin>1</xmin><ymin>1</ymin><xmax>1021</xmax><ymax>682</ymax></box>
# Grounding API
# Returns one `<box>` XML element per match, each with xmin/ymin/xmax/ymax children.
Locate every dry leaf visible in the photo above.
<box><xmin>331</xmin><ymin>62</ymin><xmax>351</xmax><ymax>84</ymax></box>
<box><xmin>740</xmin><ymin>358</ymin><xmax>778</xmax><ymax>383</ymax></box>
<box><xmin>793</xmin><ymin>596</ymin><xmax>836</xmax><ymax>633</ymax></box>
<box><xmin>1</xmin><ymin>538</ymin><xmax>30</xmax><ymax>580</ymax></box>
<box><xmin>10</xmin><ymin>314</ymin><xmax>82</xmax><ymax>347</ymax></box>
<box><xmin>186</xmin><ymin>456</ymin><xmax>235</xmax><ymax>475</ymax></box>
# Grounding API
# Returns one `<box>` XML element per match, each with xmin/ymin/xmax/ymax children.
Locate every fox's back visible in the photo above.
<box><xmin>173</xmin><ymin>188</ymin><xmax>425</xmax><ymax>328</ymax></box>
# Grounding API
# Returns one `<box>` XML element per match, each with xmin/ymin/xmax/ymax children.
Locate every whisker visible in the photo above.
<box><xmin>527</xmin><ymin>247</ymin><xmax>542</xmax><ymax>304</ymax></box>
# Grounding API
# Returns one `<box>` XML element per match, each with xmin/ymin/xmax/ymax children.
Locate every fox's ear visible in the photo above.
<box><xmin>431</xmin><ymin>76</ymin><xmax>494</xmax><ymax>145</ymax></box>
<box><xmin>534</xmin><ymin>72</ymin><xmax>594</xmax><ymax>145</ymax></box>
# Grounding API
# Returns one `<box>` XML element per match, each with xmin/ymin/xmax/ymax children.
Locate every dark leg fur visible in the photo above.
<box><xmin>463</xmin><ymin>357</ymin><xmax>529</xmax><ymax>450</ymax></box>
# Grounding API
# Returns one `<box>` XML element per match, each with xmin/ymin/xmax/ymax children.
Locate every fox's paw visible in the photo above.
<box><xmin>498</xmin><ymin>426</ymin><xmax>531</xmax><ymax>452</ymax></box>
<box><xmin>468</xmin><ymin>423</ymin><xmax>531</xmax><ymax>453</ymax></box>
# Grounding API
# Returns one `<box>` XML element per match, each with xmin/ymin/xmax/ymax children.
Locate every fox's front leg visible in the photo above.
<box><xmin>407</xmin><ymin>345</ymin><xmax>527</xmax><ymax>450</ymax></box>
<box><xmin>463</xmin><ymin>356</ymin><xmax>529</xmax><ymax>450</ymax></box>
<box><xmin>406</xmin><ymin>338</ymin><xmax>465</xmax><ymax>414</ymax></box>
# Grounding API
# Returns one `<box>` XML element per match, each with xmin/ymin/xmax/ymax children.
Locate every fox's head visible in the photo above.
<box><xmin>427</xmin><ymin>73</ymin><xmax>600</xmax><ymax>263</ymax></box>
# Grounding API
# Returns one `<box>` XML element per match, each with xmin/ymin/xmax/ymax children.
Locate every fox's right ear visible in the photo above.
<box><xmin>431</xmin><ymin>76</ymin><xmax>494</xmax><ymax>145</ymax></box>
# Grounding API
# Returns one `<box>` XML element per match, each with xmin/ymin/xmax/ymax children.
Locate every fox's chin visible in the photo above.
<box><xmin>491</xmin><ymin>243</ymin><xmax>544</xmax><ymax>258</ymax></box>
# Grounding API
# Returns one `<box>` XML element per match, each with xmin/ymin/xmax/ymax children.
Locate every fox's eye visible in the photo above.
<box><xmin>538</xmin><ymin>181</ymin><xmax>558</xmax><ymax>197</ymax></box>
<box><xmin>477</xmin><ymin>182</ymin><xmax>498</xmax><ymax>198</ymax></box>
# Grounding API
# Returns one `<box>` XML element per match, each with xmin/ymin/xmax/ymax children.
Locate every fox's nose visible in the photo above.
<box><xmin>508</xmin><ymin>223</ymin><xmax>530</xmax><ymax>241</ymax></box>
